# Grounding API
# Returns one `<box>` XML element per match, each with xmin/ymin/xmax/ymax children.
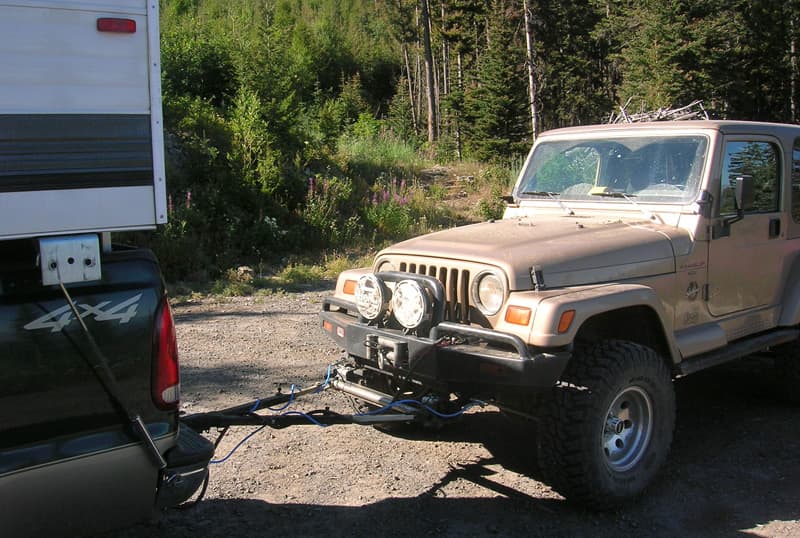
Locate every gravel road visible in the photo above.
<box><xmin>119</xmin><ymin>290</ymin><xmax>800</xmax><ymax>537</ymax></box>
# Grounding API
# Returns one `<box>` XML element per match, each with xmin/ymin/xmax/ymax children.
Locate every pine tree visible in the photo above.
<box><xmin>463</xmin><ymin>0</ymin><xmax>530</xmax><ymax>160</ymax></box>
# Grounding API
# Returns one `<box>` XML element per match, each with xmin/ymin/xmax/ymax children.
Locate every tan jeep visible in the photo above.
<box><xmin>320</xmin><ymin>120</ymin><xmax>800</xmax><ymax>507</ymax></box>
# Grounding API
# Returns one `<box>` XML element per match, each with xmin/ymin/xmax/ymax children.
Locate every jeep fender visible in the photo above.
<box><xmin>529</xmin><ymin>284</ymin><xmax>680</xmax><ymax>363</ymax></box>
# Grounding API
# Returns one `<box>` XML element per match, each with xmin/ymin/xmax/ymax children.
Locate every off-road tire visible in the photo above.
<box><xmin>772</xmin><ymin>341</ymin><xmax>800</xmax><ymax>404</ymax></box>
<box><xmin>538</xmin><ymin>340</ymin><xmax>675</xmax><ymax>509</ymax></box>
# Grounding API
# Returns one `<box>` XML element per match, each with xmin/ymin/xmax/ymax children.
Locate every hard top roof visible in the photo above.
<box><xmin>539</xmin><ymin>120</ymin><xmax>800</xmax><ymax>139</ymax></box>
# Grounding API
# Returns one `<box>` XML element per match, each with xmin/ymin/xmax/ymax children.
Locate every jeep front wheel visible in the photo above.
<box><xmin>539</xmin><ymin>340</ymin><xmax>675</xmax><ymax>509</ymax></box>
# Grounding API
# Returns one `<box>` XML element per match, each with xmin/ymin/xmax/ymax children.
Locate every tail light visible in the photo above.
<box><xmin>152</xmin><ymin>298</ymin><xmax>180</xmax><ymax>410</ymax></box>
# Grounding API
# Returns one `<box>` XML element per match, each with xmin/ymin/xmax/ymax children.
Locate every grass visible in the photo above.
<box><xmin>168</xmin><ymin>250</ymin><xmax>377</xmax><ymax>301</ymax></box>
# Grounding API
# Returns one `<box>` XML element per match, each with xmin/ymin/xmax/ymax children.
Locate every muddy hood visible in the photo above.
<box><xmin>380</xmin><ymin>216</ymin><xmax>689</xmax><ymax>290</ymax></box>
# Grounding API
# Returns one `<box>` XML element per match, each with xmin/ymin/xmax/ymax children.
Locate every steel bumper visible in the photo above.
<box><xmin>321</xmin><ymin>298</ymin><xmax>570</xmax><ymax>391</ymax></box>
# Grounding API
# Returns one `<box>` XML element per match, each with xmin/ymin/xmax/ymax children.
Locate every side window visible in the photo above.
<box><xmin>792</xmin><ymin>138</ymin><xmax>800</xmax><ymax>222</ymax></box>
<box><xmin>720</xmin><ymin>141</ymin><xmax>780</xmax><ymax>214</ymax></box>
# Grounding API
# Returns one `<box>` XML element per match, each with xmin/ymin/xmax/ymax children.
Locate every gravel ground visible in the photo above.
<box><xmin>119</xmin><ymin>290</ymin><xmax>800</xmax><ymax>537</ymax></box>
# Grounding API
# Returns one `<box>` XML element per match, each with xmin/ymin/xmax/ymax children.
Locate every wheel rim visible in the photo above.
<box><xmin>601</xmin><ymin>385</ymin><xmax>653</xmax><ymax>473</ymax></box>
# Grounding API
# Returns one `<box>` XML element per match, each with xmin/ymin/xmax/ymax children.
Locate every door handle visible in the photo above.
<box><xmin>769</xmin><ymin>218</ymin><xmax>780</xmax><ymax>238</ymax></box>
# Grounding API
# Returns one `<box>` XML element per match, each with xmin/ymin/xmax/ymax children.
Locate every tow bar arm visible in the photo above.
<box><xmin>181</xmin><ymin>407</ymin><xmax>415</xmax><ymax>432</ymax></box>
<box><xmin>180</xmin><ymin>365</ymin><xmax>422</xmax><ymax>433</ymax></box>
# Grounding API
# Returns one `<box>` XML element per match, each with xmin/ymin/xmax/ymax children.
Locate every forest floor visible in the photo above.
<box><xmin>115</xmin><ymin>291</ymin><xmax>800</xmax><ymax>537</ymax></box>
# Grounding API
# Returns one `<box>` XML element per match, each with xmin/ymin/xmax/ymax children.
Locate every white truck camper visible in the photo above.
<box><xmin>0</xmin><ymin>0</ymin><xmax>167</xmax><ymax>241</ymax></box>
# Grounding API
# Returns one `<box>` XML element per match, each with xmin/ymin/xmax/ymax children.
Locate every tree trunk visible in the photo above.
<box><xmin>421</xmin><ymin>0</ymin><xmax>438</xmax><ymax>142</ymax></box>
<box><xmin>403</xmin><ymin>44</ymin><xmax>419</xmax><ymax>134</ymax></box>
<box><xmin>456</xmin><ymin>51</ymin><xmax>463</xmax><ymax>160</ymax></box>
<box><xmin>523</xmin><ymin>0</ymin><xmax>538</xmax><ymax>140</ymax></box>
<box><xmin>441</xmin><ymin>1</ymin><xmax>449</xmax><ymax>96</ymax></box>
<box><xmin>792</xmin><ymin>12</ymin><xmax>798</xmax><ymax>123</ymax></box>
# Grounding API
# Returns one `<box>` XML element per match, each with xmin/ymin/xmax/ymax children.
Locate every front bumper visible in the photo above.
<box><xmin>321</xmin><ymin>297</ymin><xmax>570</xmax><ymax>391</ymax></box>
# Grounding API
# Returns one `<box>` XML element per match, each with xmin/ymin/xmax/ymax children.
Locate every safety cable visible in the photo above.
<box><xmin>266</xmin><ymin>384</ymin><xmax>297</xmax><ymax>411</ymax></box>
<box><xmin>208</xmin><ymin>365</ymin><xmax>335</xmax><ymax>464</ymax></box>
<box><xmin>210</xmin><ymin>425</ymin><xmax>268</xmax><ymax>464</ymax></box>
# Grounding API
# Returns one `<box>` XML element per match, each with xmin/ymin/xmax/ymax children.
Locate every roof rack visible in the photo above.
<box><xmin>609</xmin><ymin>99</ymin><xmax>709</xmax><ymax>124</ymax></box>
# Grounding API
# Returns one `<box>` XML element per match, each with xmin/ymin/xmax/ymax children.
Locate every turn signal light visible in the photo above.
<box><xmin>558</xmin><ymin>310</ymin><xmax>576</xmax><ymax>334</ymax></box>
<box><xmin>504</xmin><ymin>305</ymin><xmax>532</xmax><ymax>326</ymax></box>
<box><xmin>343</xmin><ymin>279</ymin><xmax>357</xmax><ymax>295</ymax></box>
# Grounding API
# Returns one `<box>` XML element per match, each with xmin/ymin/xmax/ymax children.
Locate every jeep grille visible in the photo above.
<box><xmin>397</xmin><ymin>261</ymin><xmax>471</xmax><ymax>323</ymax></box>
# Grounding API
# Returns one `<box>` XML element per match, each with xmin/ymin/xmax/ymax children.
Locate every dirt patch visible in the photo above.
<box><xmin>119</xmin><ymin>291</ymin><xmax>800</xmax><ymax>537</ymax></box>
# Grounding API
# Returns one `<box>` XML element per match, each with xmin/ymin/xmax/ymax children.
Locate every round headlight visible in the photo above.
<box><xmin>472</xmin><ymin>272</ymin><xmax>505</xmax><ymax>316</ymax></box>
<box><xmin>376</xmin><ymin>260</ymin><xmax>396</xmax><ymax>273</ymax></box>
<box><xmin>391</xmin><ymin>279</ymin><xmax>429</xmax><ymax>329</ymax></box>
<box><xmin>355</xmin><ymin>274</ymin><xmax>388</xmax><ymax>321</ymax></box>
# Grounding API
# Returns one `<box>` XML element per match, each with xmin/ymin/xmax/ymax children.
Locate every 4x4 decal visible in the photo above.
<box><xmin>24</xmin><ymin>294</ymin><xmax>142</xmax><ymax>333</ymax></box>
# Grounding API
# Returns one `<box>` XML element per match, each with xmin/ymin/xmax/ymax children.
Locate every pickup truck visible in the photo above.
<box><xmin>321</xmin><ymin>120</ymin><xmax>800</xmax><ymax>508</ymax></box>
<box><xmin>0</xmin><ymin>2</ymin><xmax>212</xmax><ymax>535</ymax></box>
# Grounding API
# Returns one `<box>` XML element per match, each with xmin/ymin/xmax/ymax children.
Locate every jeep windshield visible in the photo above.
<box><xmin>515</xmin><ymin>135</ymin><xmax>709</xmax><ymax>205</ymax></box>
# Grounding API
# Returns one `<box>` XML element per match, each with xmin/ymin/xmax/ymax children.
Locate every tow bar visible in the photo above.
<box><xmin>174</xmin><ymin>364</ymin><xmax>483</xmax><ymax>507</ymax></box>
<box><xmin>180</xmin><ymin>364</ymin><xmax>443</xmax><ymax>433</ymax></box>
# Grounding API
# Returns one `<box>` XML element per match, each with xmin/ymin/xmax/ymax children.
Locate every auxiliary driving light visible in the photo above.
<box><xmin>355</xmin><ymin>274</ymin><xmax>389</xmax><ymax>321</ymax></box>
<box><xmin>391</xmin><ymin>279</ymin><xmax>429</xmax><ymax>329</ymax></box>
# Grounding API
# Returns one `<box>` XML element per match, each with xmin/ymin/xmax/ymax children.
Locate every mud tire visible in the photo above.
<box><xmin>538</xmin><ymin>340</ymin><xmax>675</xmax><ymax>509</ymax></box>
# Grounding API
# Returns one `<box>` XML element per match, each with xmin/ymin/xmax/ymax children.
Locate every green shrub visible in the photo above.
<box><xmin>301</xmin><ymin>173</ymin><xmax>364</xmax><ymax>247</ymax></box>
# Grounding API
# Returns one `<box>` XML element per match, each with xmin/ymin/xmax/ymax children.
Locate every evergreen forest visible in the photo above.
<box><xmin>152</xmin><ymin>0</ymin><xmax>800</xmax><ymax>282</ymax></box>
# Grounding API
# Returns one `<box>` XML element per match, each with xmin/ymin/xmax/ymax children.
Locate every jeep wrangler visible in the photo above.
<box><xmin>320</xmin><ymin>120</ymin><xmax>800</xmax><ymax>507</ymax></box>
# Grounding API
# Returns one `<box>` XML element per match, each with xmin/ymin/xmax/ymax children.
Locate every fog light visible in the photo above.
<box><xmin>356</xmin><ymin>274</ymin><xmax>389</xmax><ymax>321</ymax></box>
<box><xmin>391</xmin><ymin>279</ymin><xmax>429</xmax><ymax>329</ymax></box>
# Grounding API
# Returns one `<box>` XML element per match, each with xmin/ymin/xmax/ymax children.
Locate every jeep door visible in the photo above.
<box><xmin>706</xmin><ymin>137</ymin><xmax>785</xmax><ymax>319</ymax></box>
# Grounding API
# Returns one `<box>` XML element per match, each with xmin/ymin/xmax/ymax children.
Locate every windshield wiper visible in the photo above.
<box><xmin>590</xmin><ymin>191</ymin><xmax>662</xmax><ymax>223</ymax></box>
<box><xmin>520</xmin><ymin>191</ymin><xmax>574</xmax><ymax>216</ymax></box>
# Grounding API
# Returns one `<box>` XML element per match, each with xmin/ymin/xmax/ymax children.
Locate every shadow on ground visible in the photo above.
<box><xmin>120</xmin><ymin>357</ymin><xmax>800</xmax><ymax>537</ymax></box>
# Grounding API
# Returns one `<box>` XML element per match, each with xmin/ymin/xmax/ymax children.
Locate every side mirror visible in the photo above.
<box><xmin>733</xmin><ymin>175</ymin><xmax>755</xmax><ymax>214</ymax></box>
<box><xmin>501</xmin><ymin>195</ymin><xmax>516</xmax><ymax>204</ymax></box>
<box><xmin>713</xmin><ymin>175</ymin><xmax>754</xmax><ymax>238</ymax></box>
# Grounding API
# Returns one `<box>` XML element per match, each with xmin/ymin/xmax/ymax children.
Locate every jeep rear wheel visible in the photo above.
<box><xmin>539</xmin><ymin>340</ymin><xmax>675</xmax><ymax>509</ymax></box>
